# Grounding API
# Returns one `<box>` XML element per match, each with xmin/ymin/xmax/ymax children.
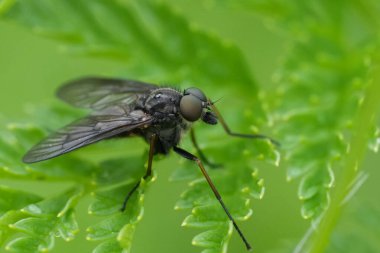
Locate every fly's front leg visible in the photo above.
<box><xmin>120</xmin><ymin>134</ymin><xmax>157</xmax><ymax>212</ymax></box>
<box><xmin>210</xmin><ymin>102</ymin><xmax>280</xmax><ymax>146</ymax></box>
<box><xmin>190</xmin><ymin>128</ymin><xmax>221</xmax><ymax>169</ymax></box>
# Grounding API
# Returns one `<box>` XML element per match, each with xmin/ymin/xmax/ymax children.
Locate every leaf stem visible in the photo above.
<box><xmin>306</xmin><ymin>61</ymin><xmax>380</xmax><ymax>253</ymax></box>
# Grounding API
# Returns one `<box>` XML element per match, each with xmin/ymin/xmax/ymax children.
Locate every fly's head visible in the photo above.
<box><xmin>180</xmin><ymin>87</ymin><xmax>218</xmax><ymax>125</ymax></box>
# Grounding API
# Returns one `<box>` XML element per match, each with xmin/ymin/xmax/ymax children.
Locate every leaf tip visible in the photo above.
<box><xmin>241</xmin><ymin>187</ymin><xmax>250</xmax><ymax>193</ymax></box>
<box><xmin>21</xmin><ymin>204</ymin><xmax>42</xmax><ymax>215</ymax></box>
<box><xmin>274</xmin><ymin>150</ymin><xmax>281</xmax><ymax>167</ymax></box>
<box><xmin>257</xmin><ymin>178</ymin><xmax>264</xmax><ymax>187</ymax></box>
<box><xmin>241</xmin><ymin>209</ymin><xmax>253</xmax><ymax>221</ymax></box>
<box><xmin>181</xmin><ymin>216</ymin><xmax>190</xmax><ymax>227</ymax></box>
<box><xmin>63</xmin><ymin>237</ymin><xmax>74</xmax><ymax>242</ymax></box>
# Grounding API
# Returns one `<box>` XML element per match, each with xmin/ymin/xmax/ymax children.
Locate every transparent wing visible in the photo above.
<box><xmin>22</xmin><ymin>110</ymin><xmax>152</xmax><ymax>163</ymax></box>
<box><xmin>57</xmin><ymin>77</ymin><xmax>157</xmax><ymax>110</ymax></box>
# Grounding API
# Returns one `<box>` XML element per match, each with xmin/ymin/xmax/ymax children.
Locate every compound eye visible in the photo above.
<box><xmin>184</xmin><ymin>87</ymin><xmax>207</xmax><ymax>102</ymax></box>
<box><xmin>180</xmin><ymin>95</ymin><xmax>202</xmax><ymax>122</ymax></box>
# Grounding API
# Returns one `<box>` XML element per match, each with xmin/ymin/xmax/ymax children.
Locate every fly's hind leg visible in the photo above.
<box><xmin>173</xmin><ymin>146</ymin><xmax>251</xmax><ymax>250</ymax></box>
<box><xmin>120</xmin><ymin>134</ymin><xmax>157</xmax><ymax>212</ymax></box>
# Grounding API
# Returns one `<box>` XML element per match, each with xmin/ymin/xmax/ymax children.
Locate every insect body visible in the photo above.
<box><xmin>23</xmin><ymin>77</ymin><xmax>278</xmax><ymax>251</ymax></box>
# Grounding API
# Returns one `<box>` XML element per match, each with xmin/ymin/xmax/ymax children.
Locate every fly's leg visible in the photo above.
<box><xmin>120</xmin><ymin>134</ymin><xmax>157</xmax><ymax>212</ymax></box>
<box><xmin>173</xmin><ymin>146</ymin><xmax>252</xmax><ymax>251</ymax></box>
<box><xmin>210</xmin><ymin>102</ymin><xmax>280</xmax><ymax>146</ymax></box>
<box><xmin>190</xmin><ymin>128</ymin><xmax>222</xmax><ymax>169</ymax></box>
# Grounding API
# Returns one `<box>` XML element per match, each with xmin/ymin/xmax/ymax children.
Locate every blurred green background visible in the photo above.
<box><xmin>1</xmin><ymin>1</ymin><xmax>379</xmax><ymax>253</ymax></box>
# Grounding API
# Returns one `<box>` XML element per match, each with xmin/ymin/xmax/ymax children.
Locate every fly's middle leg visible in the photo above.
<box><xmin>120</xmin><ymin>134</ymin><xmax>157</xmax><ymax>212</ymax></box>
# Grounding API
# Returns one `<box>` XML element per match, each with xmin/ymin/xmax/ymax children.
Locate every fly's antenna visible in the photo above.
<box><xmin>210</xmin><ymin>97</ymin><xmax>223</xmax><ymax>105</ymax></box>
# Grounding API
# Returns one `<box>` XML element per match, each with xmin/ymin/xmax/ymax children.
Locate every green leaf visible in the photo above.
<box><xmin>9</xmin><ymin>218</ymin><xmax>56</xmax><ymax>251</ymax></box>
<box><xmin>94</xmin><ymin>157</ymin><xmax>145</xmax><ymax>187</ymax></box>
<box><xmin>117</xmin><ymin>223</ymin><xmax>136</xmax><ymax>251</ymax></box>
<box><xmin>11</xmin><ymin>217</ymin><xmax>55</xmax><ymax>237</ymax></box>
<box><xmin>0</xmin><ymin>186</ymin><xmax>42</xmax><ymax>216</ymax></box>
<box><xmin>0</xmin><ymin>109</ymin><xmax>149</xmax><ymax>252</ymax></box>
<box><xmin>57</xmin><ymin>209</ymin><xmax>79</xmax><ymax>242</ymax></box>
<box><xmin>93</xmin><ymin>240</ymin><xmax>123</xmax><ymax>253</ymax></box>
<box><xmin>235</xmin><ymin>0</ymin><xmax>380</xmax><ymax>221</ymax></box>
<box><xmin>368</xmin><ymin>125</ymin><xmax>380</xmax><ymax>153</ymax></box>
<box><xmin>5</xmin><ymin>236</ymin><xmax>42</xmax><ymax>253</ymax></box>
<box><xmin>0</xmin><ymin>0</ymin><xmax>270</xmax><ymax>136</ymax></box>
<box><xmin>192</xmin><ymin>223</ymin><xmax>232</xmax><ymax>253</ymax></box>
<box><xmin>204</xmin><ymin>1</ymin><xmax>380</xmax><ymax>252</ymax></box>
<box><xmin>0</xmin><ymin>0</ymin><xmax>280</xmax><ymax>252</ymax></box>
<box><xmin>0</xmin><ymin>121</ymin><xmax>97</xmax><ymax>182</ymax></box>
<box><xmin>219</xmin><ymin>0</ymin><xmax>380</xmax><ymax>252</ymax></box>
<box><xmin>175</xmin><ymin>156</ymin><xmax>263</xmax><ymax>251</ymax></box>
<box><xmin>0</xmin><ymin>211</ymin><xmax>29</xmax><ymax>245</ymax></box>
<box><xmin>22</xmin><ymin>187</ymin><xmax>84</xmax><ymax>217</ymax></box>
<box><xmin>87</xmin><ymin>181</ymin><xmax>145</xmax><ymax>253</ymax></box>
<box><xmin>4</xmin><ymin>188</ymin><xmax>83</xmax><ymax>252</ymax></box>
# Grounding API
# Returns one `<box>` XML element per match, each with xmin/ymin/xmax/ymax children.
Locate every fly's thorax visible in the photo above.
<box><xmin>144</xmin><ymin>88</ymin><xmax>182</xmax><ymax>120</ymax></box>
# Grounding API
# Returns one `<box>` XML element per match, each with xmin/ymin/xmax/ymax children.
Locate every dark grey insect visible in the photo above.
<box><xmin>23</xmin><ymin>77</ymin><xmax>278</xmax><ymax>251</ymax></box>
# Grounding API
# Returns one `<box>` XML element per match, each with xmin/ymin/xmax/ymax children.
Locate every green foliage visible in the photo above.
<box><xmin>172</xmin><ymin>140</ymin><xmax>269</xmax><ymax>252</ymax></box>
<box><xmin>1</xmin><ymin>186</ymin><xmax>82</xmax><ymax>252</ymax></box>
<box><xmin>1</xmin><ymin>0</ymin><xmax>380</xmax><ymax>253</ymax></box>
<box><xmin>235</xmin><ymin>0</ymin><xmax>380</xmax><ymax>252</ymax></box>
<box><xmin>0</xmin><ymin>109</ymin><xmax>152</xmax><ymax>253</ymax></box>
<box><xmin>87</xmin><ymin>182</ymin><xmax>145</xmax><ymax>253</ymax></box>
<box><xmin>230</xmin><ymin>0</ymin><xmax>380</xmax><ymax>220</ymax></box>
<box><xmin>0</xmin><ymin>0</ymin><xmax>277</xmax><ymax>252</ymax></box>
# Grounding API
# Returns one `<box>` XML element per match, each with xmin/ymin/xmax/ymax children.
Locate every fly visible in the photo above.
<box><xmin>23</xmin><ymin>76</ymin><xmax>279</xmax><ymax>251</ymax></box>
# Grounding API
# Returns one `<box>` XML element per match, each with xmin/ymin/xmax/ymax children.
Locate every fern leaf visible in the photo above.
<box><xmin>0</xmin><ymin>0</ymin><xmax>279</xmax><ymax>252</ymax></box>
<box><xmin>88</xmin><ymin>177</ymin><xmax>147</xmax><ymax>253</ymax></box>
<box><xmin>0</xmin><ymin>186</ymin><xmax>42</xmax><ymax>216</ymax></box>
<box><xmin>233</xmin><ymin>0</ymin><xmax>380</xmax><ymax>252</ymax></box>
<box><xmin>2</xmin><ymin>187</ymin><xmax>83</xmax><ymax>252</ymax></box>
<box><xmin>236</xmin><ymin>0</ymin><xmax>380</xmax><ymax>220</ymax></box>
<box><xmin>173</xmin><ymin>139</ymin><xmax>269</xmax><ymax>252</ymax></box>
